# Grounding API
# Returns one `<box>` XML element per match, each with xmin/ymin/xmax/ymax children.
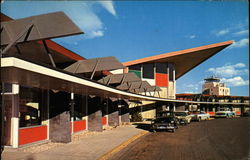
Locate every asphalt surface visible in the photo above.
<box><xmin>109</xmin><ymin>117</ymin><xmax>250</xmax><ymax>160</ymax></box>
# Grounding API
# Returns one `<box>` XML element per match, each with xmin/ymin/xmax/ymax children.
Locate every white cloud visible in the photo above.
<box><xmin>221</xmin><ymin>77</ymin><xmax>249</xmax><ymax>87</ymax></box>
<box><xmin>234</xmin><ymin>63</ymin><xmax>245</xmax><ymax>68</ymax></box>
<box><xmin>229</xmin><ymin>38</ymin><xmax>249</xmax><ymax>49</ymax></box>
<box><xmin>99</xmin><ymin>1</ymin><xmax>116</xmax><ymax>16</ymax></box>
<box><xmin>215</xmin><ymin>29</ymin><xmax>230</xmax><ymax>37</ymax></box>
<box><xmin>207</xmin><ymin>63</ymin><xmax>249</xmax><ymax>78</ymax></box>
<box><xmin>185</xmin><ymin>35</ymin><xmax>196</xmax><ymax>39</ymax></box>
<box><xmin>233</xmin><ymin>30</ymin><xmax>249</xmax><ymax>36</ymax></box>
<box><xmin>89</xmin><ymin>30</ymin><xmax>104</xmax><ymax>38</ymax></box>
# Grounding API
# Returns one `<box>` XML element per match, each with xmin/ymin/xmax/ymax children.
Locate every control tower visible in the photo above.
<box><xmin>202</xmin><ymin>76</ymin><xmax>230</xmax><ymax>96</ymax></box>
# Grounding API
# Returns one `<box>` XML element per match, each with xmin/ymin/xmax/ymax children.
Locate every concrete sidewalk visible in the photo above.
<box><xmin>2</xmin><ymin>124</ymin><xmax>148</xmax><ymax>160</ymax></box>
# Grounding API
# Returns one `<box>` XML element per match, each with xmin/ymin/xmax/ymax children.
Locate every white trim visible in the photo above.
<box><xmin>1</xmin><ymin>57</ymin><xmax>248</xmax><ymax>106</ymax></box>
<box><xmin>11</xmin><ymin>117</ymin><xmax>19</xmax><ymax>148</ymax></box>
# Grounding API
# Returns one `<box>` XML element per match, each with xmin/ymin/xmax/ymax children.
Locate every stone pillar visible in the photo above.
<box><xmin>49</xmin><ymin>91</ymin><xmax>71</xmax><ymax>143</ymax></box>
<box><xmin>120</xmin><ymin>101</ymin><xmax>130</xmax><ymax>123</ymax></box>
<box><xmin>108</xmin><ymin>100</ymin><xmax>119</xmax><ymax>127</ymax></box>
<box><xmin>88</xmin><ymin>96</ymin><xmax>102</xmax><ymax>132</ymax></box>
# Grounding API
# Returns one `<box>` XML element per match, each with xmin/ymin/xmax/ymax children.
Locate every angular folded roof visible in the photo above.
<box><xmin>64</xmin><ymin>56</ymin><xmax>124</xmax><ymax>74</ymax></box>
<box><xmin>123</xmin><ymin>40</ymin><xmax>233</xmax><ymax>79</ymax></box>
<box><xmin>98</xmin><ymin>72</ymin><xmax>140</xmax><ymax>85</ymax></box>
<box><xmin>1</xmin><ymin>11</ymin><xmax>83</xmax><ymax>45</ymax></box>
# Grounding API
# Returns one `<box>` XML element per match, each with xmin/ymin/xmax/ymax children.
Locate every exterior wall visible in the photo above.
<box><xmin>19</xmin><ymin>125</ymin><xmax>47</xmax><ymax>145</ymax></box>
<box><xmin>155</xmin><ymin>73</ymin><xmax>168</xmax><ymax>87</ymax></box>
<box><xmin>72</xmin><ymin>120</ymin><xmax>86</xmax><ymax>133</ymax></box>
<box><xmin>168</xmin><ymin>81</ymin><xmax>176</xmax><ymax>99</ymax></box>
<box><xmin>142</xmin><ymin>78</ymin><xmax>155</xmax><ymax>86</ymax></box>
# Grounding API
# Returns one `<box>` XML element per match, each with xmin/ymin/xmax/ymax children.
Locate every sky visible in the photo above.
<box><xmin>2</xmin><ymin>1</ymin><xmax>249</xmax><ymax>96</ymax></box>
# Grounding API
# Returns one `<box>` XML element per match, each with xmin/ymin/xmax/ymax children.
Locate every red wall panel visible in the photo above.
<box><xmin>102</xmin><ymin>117</ymin><xmax>107</xmax><ymax>125</ymax></box>
<box><xmin>156</xmin><ymin>73</ymin><xmax>169</xmax><ymax>87</ymax></box>
<box><xmin>19</xmin><ymin>125</ymin><xmax>47</xmax><ymax>145</ymax></box>
<box><xmin>73</xmin><ymin>120</ymin><xmax>86</xmax><ymax>133</ymax></box>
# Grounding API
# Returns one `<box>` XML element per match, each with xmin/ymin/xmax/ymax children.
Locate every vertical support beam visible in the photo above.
<box><xmin>107</xmin><ymin>75</ymin><xmax>112</xmax><ymax>85</ymax></box>
<box><xmin>1</xmin><ymin>82</ymin><xmax>4</xmax><ymax>151</ymax></box>
<box><xmin>90</xmin><ymin>58</ymin><xmax>101</xmax><ymax>80</ymax></box>
<box><xmin>85</xmin><ymin>93</ymin><xmax>89</xmax><ymax>131</ymax></box>
<box><xmin>42</xmin><ymin>40</ymin><xmax>56</xmax><ymax>68</ymax></box>
<box><xmin>47</xmin><ymin>90</ymin><xmax>50</xmax><ymax>140</ymax></box>
<box><xmin>167</xmin><ymin>63</ymin><xmax>169</xmax><ymax>98</ymax></box>
<box><xmin>173</xmin><ymin>66</ymin><xmax>176</xmax><ymax>99</ymax></box>
<box><xmin>118</xmin><ymin>100</ymin><xmax>122</xmax><ymax>125</ymax></box>
<box><xmin>70</xmin><ymin>93</ymin><xmax>74</xmax><ymax>134</ymax></box>
<box><xmin>173</xmin><ymin>102</ymin><xmax>176</xmax><ymax>112</ymax></box>
<box><xmin>11</xmin><ymin>84</ymin><xmax>19</xmax><ymax>148</ymax></box>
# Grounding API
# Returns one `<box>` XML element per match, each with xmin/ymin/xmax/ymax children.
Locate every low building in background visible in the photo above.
<box><xmin>202</xmin><ymin>76</ymin><xmax>230</xmax><ymax>96</ymax></box>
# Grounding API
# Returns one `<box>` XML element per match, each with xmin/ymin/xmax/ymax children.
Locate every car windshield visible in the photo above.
<box><xmin>154</xmin><ymin>117</ymin><xmax>173</xmax><ymax>123</ymax></box>
<box><xmin>175</xmin><ymin>112</ymin><xmax>187</xmax><ymax>116</ymax></box>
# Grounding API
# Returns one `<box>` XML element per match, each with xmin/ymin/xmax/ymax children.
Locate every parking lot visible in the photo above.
<box><xmin>109</xmin><ymin>117</ymin><xmax>249</xmax><ymax>160</ymax></box>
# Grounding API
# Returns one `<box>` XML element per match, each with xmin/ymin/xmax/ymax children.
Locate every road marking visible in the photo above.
<box><xmin>98</xmin><ymin>130</ymin><xmax>149</xmax><ymax>160</ymax></box>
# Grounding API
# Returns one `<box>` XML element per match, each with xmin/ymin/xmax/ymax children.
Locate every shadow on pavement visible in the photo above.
<box><xmin>132</xmin><ymin>122</ymin><xmax>152</xmax><ymax>131</ymax></box>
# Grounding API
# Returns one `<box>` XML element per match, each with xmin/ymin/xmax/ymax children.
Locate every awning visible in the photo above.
<box><xmin>64</xmin><ymin>56</ymin><xmax>124</xmax><ymax>79</ymax></box>
<box><xmin>98</xmin><ymin>72</ymin><xmax>140</xmax><ymax>85</ymax></box>
<box><xmin>1</xmin><ymin>57</ymin><xmax>248</xmax><ymax>106</ymax></box>
<box><xmin>1</xmin><ymin>11</ymin><xmax>83</xmax><ymax>46</ymax></box>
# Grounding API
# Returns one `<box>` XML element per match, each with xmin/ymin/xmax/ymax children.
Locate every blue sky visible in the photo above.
<box><xmin>2</xmin><ymin>1</ymin><xmax>249</xmax><ymax>96</ymax></box>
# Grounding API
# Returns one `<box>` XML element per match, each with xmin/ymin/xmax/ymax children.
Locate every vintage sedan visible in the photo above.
<box><xmin>174</xmin><ymin>111</ymin><xmax>192</xmax><ymax>125</ymax></box>
<box><xmin>191</xmin><ymin>111</ymin><xmax>210</xmax><ymax>121</ymax></box>
<box><xmin>215</xmin><ymin>111</ymin><xmax>235</xmax><ymax>118</ymax></box>
<box><xmin>151</xmin><ymin>117</ymin><xmax>178</xmax><ymax>132</ymax></box>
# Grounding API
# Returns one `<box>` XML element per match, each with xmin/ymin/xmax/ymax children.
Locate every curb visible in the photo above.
<box><xmin>97</xmin><ymin>130</ymin><xmax>149</xmax><ymax>160</ymax></box>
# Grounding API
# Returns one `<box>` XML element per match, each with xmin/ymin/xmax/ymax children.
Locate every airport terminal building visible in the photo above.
<box><xmin>1</xmin><ymin>12</ymin><xmax>248</xmax><ymax>148</ymax></box>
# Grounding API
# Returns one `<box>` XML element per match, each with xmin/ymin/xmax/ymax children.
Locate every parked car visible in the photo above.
<box><xmin>191</xmin><ymin>111</ymin><xmax>210</xmax><ymax>121</ymax></box>
<box><xmin>215</xmin><ymin>111</ymin><xmax>235</xmax><ymax>118</ymax></box>
<box><xmin>174</xmin><ymin>111</ymin><xmax>192</xmax><ymax>125</ymax></box>
<box><xmin>243</xmin><ymin>110</ymin><xmax>250</xmax><ymax>117</ymax></box>
<box><xmin>151</xmin><ymin>117</ymin><xmax>178</xmax><ymax>132</ymax></box>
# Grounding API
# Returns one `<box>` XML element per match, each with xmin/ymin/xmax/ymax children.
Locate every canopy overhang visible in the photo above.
<box><xmin>1</xmin><ymin>57</ymin><xmax>248</xmax><ymax>106</ymax></box>
<box><xmin>123</xmin><ymin>40</ymin><xmax>234</xmax><ymax>79</ymax></box>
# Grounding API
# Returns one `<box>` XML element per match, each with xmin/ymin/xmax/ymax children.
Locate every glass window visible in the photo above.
<box><xmin>168</xmin><ymin>63</ymin><xmax>175</xmax><ymax>81</ymax></box>
<box><xmin>19</xmin><ymin>86</ymin><xmax>43</xmax><ymax>127</ymax></box>
<box><xmin>73</xmin><ymin>95</ymin><xmax>87</xmax><ymax>121</ymax></box>
<box><xmin>142</xmin><ymin>63</ymin><xmax>154</xmax><ymax>79</ymax></box>
<box><xmin>156</xmin><ymin>63</ymin><xmax>168</xmax><ymax>74</ymax></box>
<box><xmin>129</xmin><ymin>64</ymin><xmax>141</xmax><ymax>71</ymax></box>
